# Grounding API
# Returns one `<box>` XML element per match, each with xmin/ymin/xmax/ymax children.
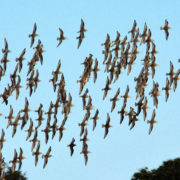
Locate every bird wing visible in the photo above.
<box><xmin>165</xmin><ymin>30</ymin><xmax>169</xmax><ymax>40</ymax></box>
<box><xmin>33</xmin><ymin>23</ymin><xmax>37</xmax><ymax>34</ymax></box>
<box><xmin>20</xmin><ymin>48</ymin><xmax>26</xmax><ymax>59</ymax></box>
<box><xmin>70</xmin><ymin>146</ymin><xmax>74</xmax><ymax>156</ymax></box>
<box><xmin>84</xmin><ymin>153</ymin><xmax>88</xmax><ymax>165</ymax></box>
<box><xmin>47</xmin><ymin>146</ymin><xmax>51</xmax><ymax>155</ymax></box>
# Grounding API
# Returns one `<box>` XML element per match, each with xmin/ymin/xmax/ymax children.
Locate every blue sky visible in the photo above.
<box><xmin>0</xmin><ymin>0</ymin><xmax>180</xmax><ymax>179</ymax></box>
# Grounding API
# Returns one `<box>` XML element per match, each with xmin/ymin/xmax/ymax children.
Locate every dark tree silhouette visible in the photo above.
<box><xmin>0</xmin><ymin>163</ymin><xmax>27</xmax><ymax>180</ymax></box>
<box><xmin>5</xmin><ymin>167</ymin><xmax>27</xmax><ymax>180</ymax></box>
<box><xmin>131</xmin><ymin>158</ymin><xmax>180</xmax><ymax>180</ymax></box>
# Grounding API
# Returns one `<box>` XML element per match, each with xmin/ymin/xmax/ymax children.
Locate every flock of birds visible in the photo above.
<box><xmin>0</xmin><ymin>18</ymin><xmax>178</xmax><ymax>179</ymax></box>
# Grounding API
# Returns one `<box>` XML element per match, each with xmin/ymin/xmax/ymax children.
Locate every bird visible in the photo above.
<box><xmin>21</xmin><ymin>97</ymin><xmax>31</xmax><ymax>115</ymax></box>
<box><xmin>118</xmin><ymin>103</ymin><xmax>127</xmax><ymax>124</ymax></box>
<box><xmin>128</xmin><ymin>20</ymin><xmax>138</xmax><ymax>39</ymax></box>
<box><xmin>67</xmin><ymin>138</ymin><xmax>76</xmax><ymax>156</ymax></box>
<box><xmin>112</xmin><ymin>31</ymin><xmax>121</xmax><ymax>46</ymax></box>
<box><xmin>121</xmin><ymin>85</ymin><xmax>130</xmax><ymax>104</ymax></box>
<box><xmin>110</xmin><ymin>88</ymin><xmax>120</xmax><ymax>112</ymax></box>
<box><xmin>160</xmin><ymin>19</ymin><xmax>171</xmax><ymax>40</ymax></box>
<box><xmin>147</xmin><ymin>109</ymin><xmax>157</xmax><ymax>135</ymax></box>
<box><xmin>142</xmin><ymin>97</ymin><xmax>150</xmax><ymax>121</ymax></box>
<box><xmin>80</xmin><ymin>128</ymin><xmax>89</xmax><ymax>143</ymax></box>
<box><xmin>35</xmin><ymin>103</ymin><xmax>44</xmax><ymax>115</ymax></box>
<box><xmin>91</xmin><ymin>109</ymin><xmax>100</xmax><ymax>131</ymax></box>
<box><xmin>2</xmin><ymin>38</ymin><xmax>11</xmax><ymax>54</ymax></box>
<box><xmin>5</xmin><ymin>105</ymin><xmax>14</xmax><ymax>129</ymax></box>
<box><xmin>150</xmin><ymin>55</ymin><xmax>158</xmax><ymax>78</ymax></box>
<box><xmin>45</xmin><ymin>101</ymin><xmax>54</xmax><ymax>125</ymax></box>
<box><xmin>162</xmin><ymin>77</ymin><xmax>171</xmax><ymax>102</ymax></box>
<box><xmin>42</xmin><ymin>146</ymin><xmax>52</xmax><ymax>168</ymax></box>
<box><xmin>29</xmin><ymin>128</ymin><xmax>39</xmax><ymax>152</ymax></box>
<box><xmin>102</xmin><ymin>113</ymin><xmax>112</xmax><ymax>139</ymax></box>
<box><xmin>9</xmin><ymin>149</ymin><xmax>19</xmax><ymax>173</ymax></box>
<box><xmin>10</xmin><ymin>64</ymin><xmax>18</xmax><ymax>86</ymax></box>
<box><xmin>1</xmin><ymin>52</ymin><xmax>10</xmax><ymax>73</ymax></box>
<box><xmin>151</xmin><ymin>42</ymin><xmax>159</xmax><ymax>55</ymax></box>
<box><xmin>0</xmin><ymin>65</ymin><xmax>5</xmax><ymax>81</ymax></box>
<box><xmin>79</xmin><ymin>115</ymin><xmax>88</xmax><ymax>137</ymax></box>
<box><xmin>92</xmin><ymin>59</ymin><xmax>100</xmax><ymax>83</ymax></box>
<box><xmin>18</xmin><ymin>147</ymin><xmax>26</xmax><ymax>170</ymax></box>
<box><xmin>16</xmin><ymin>48</ymin><xmax>26</xmax><ymax>72</ymax></box>
<box><xmin>85</xmin><ymin>96</ymin><xmax>94</xmax><ymax>112</ymax></box>
<box><xmin>15</xmin><ymin>75</ymin><xmax>23</xmax><ymax>100</ymax></box>
<box><xmin>41</xmin><ymin>123</ymin><xmax>51</xmax><ymax>144</ymax></box>
<box><xmin>58</xmin><ymin>118</ymin><xmax>66</xmax><ymax>142</ymax></box>
<box><xmin>80</xmin><ymin>142</ymin><xmax>91</xmax><ymax>166</ymax></box>
<box><xmin>29</xmin><ymin>23</ymin><xmax>38</xmax><ymax>48</ymax></box>
<box><xmin>66</xmin><ymin>93</ymin><xmax>74</xmax><ymax>116</ymax></box>
<box><xmin>0</xmin><ymin>129</ymin><xmax>6</xmax><ymax>150</ymax></box>
<box><xmin>34</xmin><ymin>39</ymin><xmax>45</xmax><ymax>65</ymax></box>
<box><xmin>126</xmin><ymin>107</ymin><xmax>136</xmax><ymax>126</ymax></box>
<box><xmin>11</xmin><ymin>112</ymin><xmax>21</xmax><ymax>137</ymax></box>
<box><xmin>135</xmin><ymin>96</ymin><xmax>144</xmax><ymax>115</ymax></box>
<box><xmin>77</xmin><ymin>19</ymin><xmax>87</xmax><ymax>49</ymax></box>
<box><xmin>26</xmin><ymin>71</ymin><xmax>35</xmax><ymax>96</ymax></box>
<box><xmin>57</xmin><ymin>28</ymin><xmax>67</xmax><ymax>47</ymax></box>
<box><xmin>166</xmin><ymin>61</ymin><xmax>175</xmax><ymax>86</ymax></box>
<box><xmin>25</xmin><ymin>118</ymin><xmax>34</xmax><ymax>141</ymax></box>
<box><xmin>35</xmin><ymin>111</ymin><xmax>45</xmax><ymax>129</ymax></box>
<box><xmin>80</xmin><ymin>88</ymin><xmax>89</xmax><ymax>110</ymax></box>
<box><xmin>33</xmin><ymin>69</ymin><xmax>41</xmax><ymax>92</ymax></box>
<box><xmin>130</xmin><ymin>114</ymin><xmax>139</xmax><ymax>130</ymax></box>
<box><xmin>102</xmin><ymin>77</ymin><xmax>111</xmax><ymax>100</ymax></box>
<box><xmin>50</xmin><ymin>115</ymin><xmax>59</xmax><ymax>139</ymax></box>
<box><xmin>52</xmin><ymin>98</ymin><xmax>61</xmax><ymax>116</ymax></box>
<box><xmin>173</xmin><ymin>69</ymin><xmax>180</xmax><ymax>92</ymax></box>
<box><xmin>33</xmin><ymin>141</ymin><xmax>42</xmax><ymax>166</ymax></box>
<box><xmin>140</xmin><ymin>22</ymin><xmax>148</xmax><ymax>45</ymax></box>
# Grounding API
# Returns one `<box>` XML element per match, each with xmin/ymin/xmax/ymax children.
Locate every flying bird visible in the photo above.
<box><xmin>57</xmin><ymin>28</ymin><xmax>67</xmax><ymax>47</ymax></box>
<box><xmin>91</xmin><ymin>109</ymin><xmax>100</xmax><ymax>131</ymax></box>
<box><xmin>42</xmin><ymin>146</ymin><xmax>52</xmax><ymax>168</ymax></box>
<box><xmin>33</xmin><ymin>141</ymin><xmax>42</xmax><ymax>166</ymax></box>
<box><xmin>67</xmin><ymin>138</ymin><xmax>76</xmax><ymax>156</ymax></box>
<box><xmin>147</xmin><ymin>109</ymin><xmax>157</xmax><ymax>135</ymax></box>
<box><xmin>77</xmin><ymin>19</ymin><xmax>87</xmax><ymax>49</ymax></box>
<box><xmin>102</xmin><ymin>113</ymin><xmax>112</xmax><ymax>139</ymax></box>
<box><xmin>80</xmin><ymin>142</ymin><xmax>91</xmax><ymax>166</ymax></box>
<box><xmin>16</xmin><ymin>48</ymin><xmax>26</xmax><ymax>72</ymax></box>
<box><xmin>29</xmin><ymin>23</ymin><xmax>38</xmax><ymax>48</ymax></box>
<box><xmin>160</xmin><ymin>19</ymin><xmax>171</xmax><ymax>40</ymax></box>
<box><xmin>110</xmin><ymin>88</ymin><xmax>120</xmax><ymax>112</ymax></box>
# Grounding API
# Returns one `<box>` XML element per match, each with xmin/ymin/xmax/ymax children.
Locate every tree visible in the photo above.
<box><xmin>131</xmin><ymin>158</ymin><xmax>180</xmax><ymax>180</ymax></box>
<box><xmin>0</xmin><ymin>163</ymin><xmax>27</xmax><ymax>180</ymax></box>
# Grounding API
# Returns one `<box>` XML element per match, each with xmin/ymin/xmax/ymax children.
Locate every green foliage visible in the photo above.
<box><xmin>131</xmin><ymin>158</ymin><xmax>180</xmax><ymax>180</ymax></box>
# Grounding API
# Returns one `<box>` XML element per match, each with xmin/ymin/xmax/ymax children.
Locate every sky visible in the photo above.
<box><xmin>0</xmin><ymin>0</ymin><xmax>180</xmax><ymax>179</ymax></box>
